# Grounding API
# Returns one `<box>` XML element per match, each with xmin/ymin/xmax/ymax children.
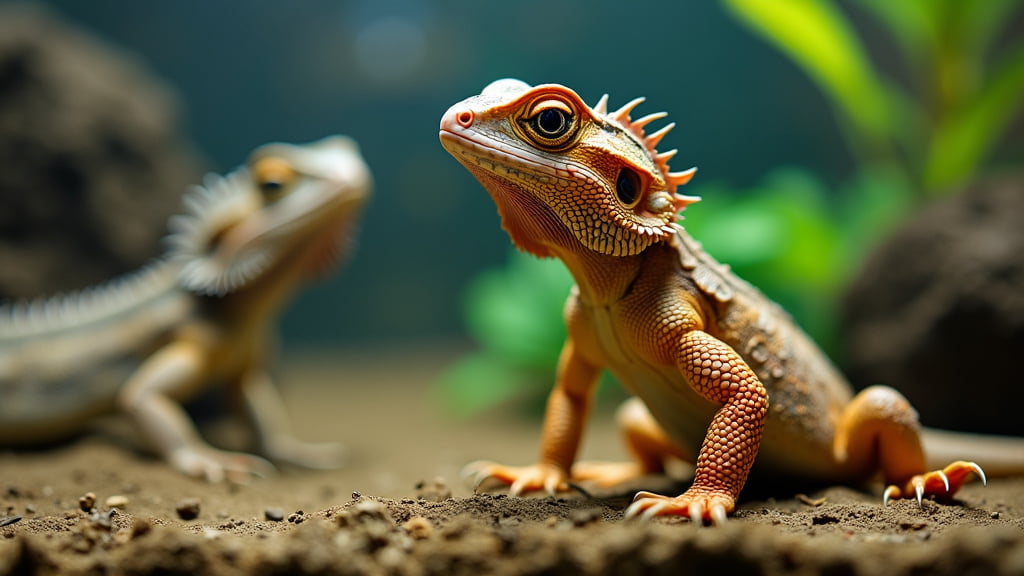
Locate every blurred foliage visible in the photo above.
<box><xmin>437</xmin><ymin>0</ymin><xmax>1024</xmax><ymax>416</ymax></box>
<box><xmin>726</xmin><ymin>0</ymin><xmax>1024</xmax><ymax>192</ymax></box>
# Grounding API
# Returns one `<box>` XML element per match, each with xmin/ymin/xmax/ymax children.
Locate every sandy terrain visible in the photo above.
<box><xmin>2</xmin><ymin>349</ymin><xmax>1023</xmax><ymax>575</ymax></box>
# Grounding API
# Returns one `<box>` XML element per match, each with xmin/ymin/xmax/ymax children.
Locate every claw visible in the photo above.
<box><xmin>969</xmin><ymin>462</ymin><xmax>987</xmax><ymax>486</ymax></box>
<box><xmin>688</xmin><ymin>499</ymin><xmax>705</xmax><ymax>525</ymax></box>
<box><xmin>461</xmin><ymin>462</ymin><xmax>489</xmax><ymax>492</ymax></box>
<box><xmin>624</xmin><ymin>491</ymin><xmax>658</xmax><ymax>520</ymax></box>
<box><xmin>544</xmin><ymin>476</ymin><xmax>560</xmax><ymax>496</ymax></box>
<box><xmin>915</xmin><ymin>481</ymin><xmax>924</xmax><ymax>506</ymax></box>
<box><xmin>641</xmin><ymin>501</ymin><xmax>670</xmax><ymax>521</ymax></box>
<box><xmin>936</xmin><ymin>470</ymin><xmax>950</xmax><ymax>493</ymax></box>
<box><xmin>710</xmin><ymin>504</ymin><xmax>729</xmax><ymax>526</ymax></box>
<box><xmin>509</xmin><ymin>479</ymin><xmax>527</xmax><ymax>497</ymax></box>
<box><xmin>882</xmin><ymin>485</ymin><xmax>899</xmax><ymax>506</ymax></box>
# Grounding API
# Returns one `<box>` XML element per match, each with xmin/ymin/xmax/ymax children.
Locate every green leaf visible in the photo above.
<box><xmin>854</xmin><ymin>0</ymin><xmax>935</xmax><ymax>68</ymax></box>
<box><xmin>463</xmin><ymin>251</ymin><xmax>571</xmax><ymax>368</ymax></box>
<box><xmin>925</xmin><ymin>39</ymin><xmax>1024</xmax><ymax>191</ymax></box>
<box><xmin>722</xmin><ymin>0</ymin><xmax>894</xmax><ymax>147</ymax></box>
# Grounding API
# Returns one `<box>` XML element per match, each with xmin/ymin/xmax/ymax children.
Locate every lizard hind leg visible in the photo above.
<box><xmin>833</xmin><ymin>385</ymin><xmax>985</xmax><ymax>504</ymax></box>
<box><xmin>571</xmin><ymin>397</ymin><xmax>694</xmax><ymax>487</ymax></box>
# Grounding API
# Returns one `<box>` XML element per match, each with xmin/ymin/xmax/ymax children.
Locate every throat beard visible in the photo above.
<box><xmin>478</xmin><ymin>173</ymin><xmax>569</xmax><ymax>259</ymax></box>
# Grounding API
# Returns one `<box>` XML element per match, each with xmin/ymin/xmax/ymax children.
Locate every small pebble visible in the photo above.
<box><xmin>403</xmin><ymin>516</ymin><xmax>434</xmax><ymax>540</ymax></box>
<box><xmin>569</xmin><ymin>508</ymin><xmax>603</xmax><ymax>527</ymax></box>
<box><xmin>175</xmin><ymin>498</ymin><xmax>201</xmax><ymax>520</ymax></box>
<box><xmin>130</xmin><ymin>517</ymin><xmax>152</xmax><ymax>539</ymax></box>
<box><xmin>78</xmin><ymin>492</ymin><xmax>96</xmax><ymax>512</ymax></box>
<box><xmin>105</xmin><ymin>495</ymin><xmax>129</xmax><ymax>509</ymax></box>
<box><xmin>264</xmin><ymin>507</ymin><xmax>285</xmax><ymax>522</ymax></box>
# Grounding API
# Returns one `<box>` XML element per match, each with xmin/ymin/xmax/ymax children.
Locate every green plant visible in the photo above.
<box><xmin>724</xmin><ymin>0</ymin><xmax>1024</xmax><ymax>193</ymax></box>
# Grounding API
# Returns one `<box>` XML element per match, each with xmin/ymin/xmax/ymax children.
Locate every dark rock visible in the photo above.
<box><xmin>841</xmin><ymin>174</ymin><xmax>1024</xmax><ymax>435</ymax></box>
<box><xmin>0</xmin><ymin>4</ymin><xmax>201</xmax><ymax>300</ymax></box>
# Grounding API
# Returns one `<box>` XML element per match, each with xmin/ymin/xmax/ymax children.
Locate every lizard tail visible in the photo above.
<box><xmin>923</xmin><ymin>428</ymin><xmax>1024</xmax><ymax>476</ymax></box>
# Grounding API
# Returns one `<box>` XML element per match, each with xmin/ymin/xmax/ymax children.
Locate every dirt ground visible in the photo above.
<box><xmin>1</xmin><ymin>348</ymin><xmax>1023</xmax><ymax>576</ymax></box>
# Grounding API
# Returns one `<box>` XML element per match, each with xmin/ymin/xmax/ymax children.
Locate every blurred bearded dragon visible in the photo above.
<box><xmin>440</xmin><ymin>79</ymin><xmax>1024</xmax><ymax>525</ymax></box>
<box><xmin>0</xmin><ymin>136</ymin><xmax>371</xmax><ymax>482</ymax></box>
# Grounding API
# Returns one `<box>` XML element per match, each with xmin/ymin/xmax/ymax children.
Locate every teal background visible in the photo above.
<box><xmin>27</xmin><ymin>0</ymin><xmax>854</xmax><ymax>348</ymax></box>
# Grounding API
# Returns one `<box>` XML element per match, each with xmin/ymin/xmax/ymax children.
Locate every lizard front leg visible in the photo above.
<box><xmin>626</xmin><ymin>330</ymin><xmax>769</xmax><ymax>525</ymax></box>
<box><xmin>236</xmin><ymin>368</ymin><xmax>347</xmax><ymax>470</ymax></box>
<box><xmin>464</xmin><ymin>338</ymin><xmax>600</xmax><ymax>495</ymax></box>
<box><xmin>834</xmin><ymin>385</ymin><xmax>985</xmax><ymax>504</ymax></box>
<box><xmin>119</xmin><ymin>340</ymin><xmax>275</xmax><ymax>482</ymax></box>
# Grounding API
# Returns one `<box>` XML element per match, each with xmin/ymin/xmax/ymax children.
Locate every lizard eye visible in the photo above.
<box><xmin>616</xmin><ymin>168</ymin><xmax>642</xmax><ymax>207</ymax></box>
<box><xmin>533</xmin><ymin>107</ymin><xmax>571</xmax><ymax>138</ymax></box>
<box><xmin>252</xmin><ymin>156</ymin><xmax>297</xmax><ymax>203</ymax></box>
<box><xmin>520</xmin><ymin>97</ymin><xmax>579</xmax><ymax>149</ymax></box>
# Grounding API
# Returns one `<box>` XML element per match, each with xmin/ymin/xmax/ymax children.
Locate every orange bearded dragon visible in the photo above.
<box><xmin>439</xmin><ymin>79</ymin><xmax>1024</xmax><ymax>524</ymax></box>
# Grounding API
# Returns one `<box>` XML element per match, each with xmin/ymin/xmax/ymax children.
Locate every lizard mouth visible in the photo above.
<box><xmin>440</xmin><ymin>129</ymin><xmax>565</xmax><ymax>179</ymax></box>
<box><xmin>439</xmin><ymin>105</ymin><xmax>591</xmax><ymax>186</ymax></box>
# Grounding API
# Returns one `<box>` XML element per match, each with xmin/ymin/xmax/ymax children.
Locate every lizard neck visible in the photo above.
<box><xmin>485</xmin><ymin>173</ymin><xmax>645</xmax><ymax>307</ymax></box>
<box><xmin>551</xmin><ymin>242</ymin><xmax>644</xmax><ymax>307</ymax></box>
<box><xmin>209</xmin><ymin>213</ymin><xmax>355</xmax><ymax>325</ymax></box>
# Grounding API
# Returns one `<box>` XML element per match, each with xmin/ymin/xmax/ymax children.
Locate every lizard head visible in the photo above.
<box><xmin>168</xmin><ymin>135</ymin><xmax>372</xmax><ymax>296</ymax></box>
<box><xmin>440</xmin><ymin>79</ymin><xmax>697</xmax><ymax>258</ymax></box>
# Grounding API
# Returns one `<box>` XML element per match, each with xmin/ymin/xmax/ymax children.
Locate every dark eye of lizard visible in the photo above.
<box><xmin>533</xmin><ymin>108</ymin><xmax>571</xmax><ymax>139</ymax></box>
<box><xmin>616</xmin><ymin>168</ymin><xmax>641</xmax><ymax>206</ymax></box>
<box><xmin>259</xmin><ymin>180</ymin><xmax>284</xmax><ymax>194</ymax></box>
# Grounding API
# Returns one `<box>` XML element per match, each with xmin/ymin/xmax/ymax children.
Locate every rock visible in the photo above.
<box><xmin>0</xmin><ymin>4</ymin><xmax>202</xmax><ymax>300</ymax></box>
<box><xmin>105</xmin><ymin>495</ymin><xmax>129</xmax><ymax>509</ymax></box>
<box><xmin>175</xmin><ymin>498</ymin><xmax>201</xmax><ymax>521</ymax></box>
<box><xmin>78</xmin><ymin>492</ymin><xmax>96</xmax><ymax>512</ymax></box>
<box><xmin>841</xmin><ymin>174</ymin><xmax>1024</xmax><ymax>435</ymax></box>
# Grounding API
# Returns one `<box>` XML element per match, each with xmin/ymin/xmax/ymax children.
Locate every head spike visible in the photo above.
<box><xmin>632</xmin><ymin>112</ymin><xmax>668</xmax><ymax>130</ymax></box>
<box><xmin>592</xmin><ymin>94</ymin><xmax>609</xmax><ymax>115</ymax></box>
<box><xmin>655</xmin><ymin>148</ymin><xmax>678</xmax><ymax>164</ymax></box>
<box><xmin>610</xmin><ymin>97</ymin><xmax>645</xmax><ymax>123</ymax></box>
<box><xmin>673</xmin><ymin>193</ymin><xmax>701</xmax><ymax>213</ymax></box>
<box><xmin>644</xmin><ymin>122</ymin><xmax>675</xmax><ymax>149</ymax></box>
<box><xmin>667</xmin><ymin>167</ymin><xmax>698</xmax><ymax>190</ymax></box>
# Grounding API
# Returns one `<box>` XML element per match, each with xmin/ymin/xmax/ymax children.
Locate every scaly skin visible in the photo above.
<box><xmin>440</xmin><ymin>79</ymin><xmax>1024</xmax><ymax>525</ymax></box>
<box><xmin>0</xmin><ymin>136</ymin><xmax>371</xmax><ymax>482</ymax></box>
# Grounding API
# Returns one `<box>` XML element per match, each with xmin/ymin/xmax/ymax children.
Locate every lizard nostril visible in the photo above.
<box><xmin>456</xmin><ymin>110</ymin><xmax>474</xmax><ymax>127</ymax></box>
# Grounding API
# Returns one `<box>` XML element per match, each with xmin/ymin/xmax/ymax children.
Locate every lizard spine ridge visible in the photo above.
<box><xmin>0</xmin><ymin>260</ymin><xmax>179</xmax><ymax>343</ymax></box>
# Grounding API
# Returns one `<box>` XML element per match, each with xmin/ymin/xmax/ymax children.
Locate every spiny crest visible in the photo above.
<box><xmin>0</xmin><ymin>260</ymin><xmax>179</xmax><ymax>342</ymax></box>
<box><xmin>165</xmin><ymin>169</ymin><xmax>272</xmax><ymax>297</ymax></box>
<box><xmin>594</xmin><ymin>93</ymin><xmax>699</xmax><ymax>213</ymax></box>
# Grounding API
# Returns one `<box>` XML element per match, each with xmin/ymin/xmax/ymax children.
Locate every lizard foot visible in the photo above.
<box><xmin>264</xmin><ymin>436</ymin><xmax>348</xmax><ymax>470</ymax></box>
<box><xmin>624</xmin><ymin>488</ymin><xmax>735</xmax><ymax>526</ymax></box>
<box><xmin>170</xmin><ymin>447</ymin><xmax>276</xmax><ymax>483</ymax></box>
<box><xmin>883</xmin><ymin>461</ymin><xmax>986</xmax><ymax>506</ymax></box>
<box><xmin>462</xmin><ymin>461</ymin><xmax>569</xmax><ymax>496</ymax></box>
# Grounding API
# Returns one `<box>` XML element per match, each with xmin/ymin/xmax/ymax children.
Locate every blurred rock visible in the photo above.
<box><xmin>0</xmin><ymin>4</ymin><xmax>201</xmax><ymax>300</ymax></box>
<box><xmin>841</xmin><ymin>174</ymin><xmax>1024</xmax><ymax>435</ymax></box>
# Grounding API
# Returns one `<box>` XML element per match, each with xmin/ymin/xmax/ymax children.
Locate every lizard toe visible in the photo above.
<box><xmin>882</xmin><ymin>461</ymin><xmax>987</xmax><ymax>505</ymax></box>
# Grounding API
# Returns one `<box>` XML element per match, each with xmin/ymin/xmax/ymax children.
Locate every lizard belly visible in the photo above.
<box><xmin>587</xmin><ymin>305</ymin><xmax>717</xmax><ymax>458</ymax></box>
<box><xmin>584</xmin><ymin>301</ymin><xmax>845</xmax><ymax>481</ymax></box>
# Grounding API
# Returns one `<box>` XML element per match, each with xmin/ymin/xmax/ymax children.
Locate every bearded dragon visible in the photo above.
<box><xmin>440</xmin><ymin>79</ymin><xmax>1024</xmax><ymax>525</ymax></box>
<box><xmin>0</xmin><ymin>136</ymin><xmax>371</xmax><ymax>482</ymax></box>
